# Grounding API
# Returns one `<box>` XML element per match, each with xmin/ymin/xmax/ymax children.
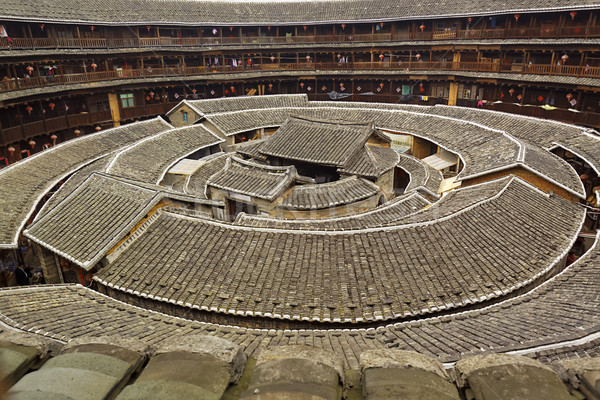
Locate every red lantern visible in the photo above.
<box><xmin>25</xmin><ymin>105</ymin><xmax>33</xmax><ymax>115</ymax></box>
<box><xmin>379</xmin><ymin>54</ymin><xmax>384</xmax><ymax>61</ymax></box>
<box><xmin>95</xmin><ymin>126</ymin><xmax>102</xmax><ymax>132</ymax></box>
<box><xmin>514</xmin><ymin>14</ymin><xmax>520</xmax><ymax>22</ymax></box>
<box><xmin>26</xmin><ymin>66</ymin><xmax>34</xmax><ymax>75</ymax></box>
<box><xmin>300</xmin><ymin>82</ymin><xmax>305</xmax><ymax>88</ymax></box>
<box><xmin>267</xmin><ymin>26</ymin><xmax>271</xmax><ymax>31</ymax></box>
<box><xmin>415</xmin><ymin>53</ymin><xmax>421</xmax><ymax>59</ymax></box>
<box><xmin>570</xmin><ymin>11</ymin><xmax>577</xmax><ymax>20</ymax></box>
<box><xmin>467</xmin><ymin>18</ymin><xmax>473</xmax><ymax>23</ymax></box>
<box><xmin>303</xmin><ymin>25</ymin><xmax>308</xmax><ymax>31</ymax></box>
<box><xmin>90</xmin><ymin>26</ymin><xmax>95</xmax><ymax>32</ymax></box>
<box><xmin>270</xmin><ymin>56</ymin><xmax>275</xmax><ymax>62</ymax></box>
<box><xmin>48</xmin><ymin>102</ymin><xmax>55</xmax><ymax>111</ymax></box>
<box><xmin>28</xmin><ymin>140</ymin><xmax>36</xmax><ymax>149</ymax></box>
<box><xmin>341</xmin><ymin>24</ymin><xmax>346</xmax><ymax>30</ymax></box>
<box><xmin>561</xmin><ymin>54</ymin><xmax>569</xmax><ymax>62</ymax></box>
<box><xmin>509</xmin><ymin>88</ymin><xmax>515</xmax><ymax>96</ymax></box>
<box><xmin>420</xmin><ymin>24</ymin><xmax>426</xmax><ymax>32</ymax></box>
<box><xmin>7</xmin><ymin>146</ymin><xmax>15</xmax><ymax>154</ymax></box>
<box><xmin>74</xmin><ymin>129</ymin><xmax>81</xmax><ymax>136</ymax></box>
<box><xmin>50</xmin><ymin>134</ymin><xmax>57</xmax><ymax>145</ymax></box>
<box><xmin>40</xmin><ymin>24</ymin><xmax>45</xmax><ymax>31</ymax></box>
<box><xmin>146</xmin><ymin>25</ymin><xmax>151</xmax><ymax>32</ymax></box>
<box><xmin>306</xmin><ymin>55</ymin><xmax>311</xmax><ymax>62</ymax></box>
<box><xmin>229</xmin><ymin>26</ymin><xmax>234</xmax><ymax>32</ymax></box>
<box><xmin>149</xmin><ymin>91</ymin><xmax>154</xmax><ymax>97</ymax></box>
<box><xmin>380</xmin><ymin>23</ymin><xmax>384</xmax><ymax>28</ymax></box>
<box><xmin>90</xmin><ymin>63</ymin><xmax>97</xmax><ymax>70</ymax></box>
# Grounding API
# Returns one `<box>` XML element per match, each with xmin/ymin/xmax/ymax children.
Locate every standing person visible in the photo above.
<box><xmin>15</xmin><ymin>265</ymin><xmax>30</xmax><ymax>286</ymax></box>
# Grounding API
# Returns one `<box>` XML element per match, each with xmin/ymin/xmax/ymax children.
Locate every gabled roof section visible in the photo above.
<box><xmin>206</xmin><ymin>157</ymin><xmax>296</xmax><ymax>201</ymax></box>
<box><xmin>340</xmin><ymin>145</ymin><xmax>398</xmax><ymax>178</ymax></box>
<box><xmin>0</xmin><ymin>117</ymin><xmax>172</xmax><ymax>249</ymax></box>
<box><xmin>235</xmin><ymin>139</ymin><xmax>267</xmax><ymax>160</ymax></box>
<box><xmin>23</xmin><ymin>172</ymin><xmax>216</xmax><ymax>270</ymax></box>
<box><xmin>259</xmin><ymin>116</ymin><xmax>377</xmax><ymax>168</ymax></box>
<box><xmin>24</xmin><ymin>173</ymin><xmax>161</xmax><ymax>270</ymax></box>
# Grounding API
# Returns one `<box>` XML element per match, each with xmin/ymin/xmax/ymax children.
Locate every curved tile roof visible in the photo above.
<box><xmin>0</xmin><ymin>117</ymin><xmax>172</xmax><ymax>249</ymax></box>
<box><xmin>196</xmin><ymin>105</ymin><xmax>585</xmax><ymax>197</ymax></box>
<box><xmin>1</xmin><ymin>0</ymin><xmax>598</xmax><ymax>25</ymax></box>
<box><xmin>105</xmin><ymin>124</ymin><xmax>224</xmax><ymax>184</ymax></box>
<box><xmin>206</xmin><ymin>156</ymin><xmax>296</xmax><ymax>201</ymax></box>
<box><xmin>94</xmin><ymin>177</ymin><xmax>584</xmax><ymax>323</ymax></box>
<box><xmin>0</xmin><ymin>230</ymin><xmax>597</xmax><ymax>369</ymax></box>
<box><xmin>279</xmin><ymin>176</ymin><xmax>380</xmax><ymax>210</ymax></box>
<box><xmin>396</xmin><ymin>153</ymin><xmax>443</xmax><ymax>197</ymax></box>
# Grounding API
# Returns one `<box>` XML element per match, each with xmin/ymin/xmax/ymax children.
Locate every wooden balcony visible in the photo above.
<box><xmin>0</xmin><ymin>102</ymin><xmax>180</xmax><ymax>146</ymax></box>
<box><xmin>2</xmin><ymin>24</ymin><xmax>600</xmax><ymax>50</ymax></box>
<box><xmin>1</xmin><ymin>62</ymin><xmax>599</xmax><ymax>98</ymax></box>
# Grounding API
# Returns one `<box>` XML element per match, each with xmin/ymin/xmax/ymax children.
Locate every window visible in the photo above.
<box><xmin>120</xmin><ymin>93</ymin><xmax>134</xmax><ymax>108</ymax></box>
<box><xmin>182</xmin><ymin>111</ymin><xmax>188</xmax><ymax>122</ymax></box>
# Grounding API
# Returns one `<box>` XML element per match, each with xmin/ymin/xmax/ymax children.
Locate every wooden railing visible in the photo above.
<box><xmin>0</xmin><ymin>103</ymin><xmax>177</xmax><ymax>146</ymax></box>
<box><xmin>2</xmin><ymin>62</ymin><xmax>600</xmax><ymax>96</ymax></box>
<box><xmin>2</xmin><ymin>24</ymin><xmax>600</xmax><ymax>50</ymax></box>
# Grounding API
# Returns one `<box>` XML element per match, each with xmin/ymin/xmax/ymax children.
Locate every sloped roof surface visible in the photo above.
<box><xmin>1</xmin><ymin>0</ymin><xmax>598</xmax><ymax>25</ymax></box>
<box><xmin>260</xmin><ymin>116</ymin><xmax>375</xmax><ymax>167</ymax></box>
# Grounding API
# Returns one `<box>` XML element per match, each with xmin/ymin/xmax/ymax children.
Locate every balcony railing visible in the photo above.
<box><xmin>2</xmin><ymin>62</ymin><xmax>599</xmax><ymax>96</ymax></box>
<box><xmin>2</xmin><ymin>24</ymin><xmax>600</xmax><ymax>50</ymax></box>
<box><xmin>0</xmin><ymin>103</ymin><xmax>177</xmax><ymax>146</ymax></box>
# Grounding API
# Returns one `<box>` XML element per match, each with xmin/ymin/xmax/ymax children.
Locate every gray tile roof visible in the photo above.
<box><xmin>235</xmin><ymin>139</ymin><xmax>267</xmax><ymax>161</ymax></box>
<box><xmin>94</xmin><ymin>177</ymin><xmax>583</xmax><ymax>323</ymax></box>
<box><xmin>105</xmin><ymin>124</ymin><xmax>224</xmax><ymax>184</ymax></box>
<box><xmin>0</xmin><ymin>228</ymin><xmax>597</xmax><ymax>369</ymax></box>
<box><xmin>260</xmin><ymin>116</ymin><xmax>377</xmax><ymax>168</ymax></box>
<box><xmin>202</xmin><ymin>105</ymin><xmax>584</xmax><ymax>197</ymax></box>
<box><xmin>396</xmin><ymin>153</ymin><xmax>442</xmax><ymax>198</ymax></box>
<box><xmin>1</xmin><ymin>0</ymin><xmax>598</xmax><ymax>25</ymax></box>
<box><xmin>206</xmin><ymin>156</ymin><xmax>296</xmax><ymax>201</ymax></box>
<box><xmin>24</xmin><ymin>173</ymin><xmax>165</xmax><ymax>270</ymax></box>
<box><xmin>279</xmin><ymin>176</ymin><xmax>380</xmax><ymax>210</ymax></box>
<box><xmin>339</xmin><ymin>145</ymin><xmax>399</xmax><ymax>179</ymax></box>
<box><xmin>184</xmin><ymin>153</ymin><xmax>230</xmax><ymax>198</ymax></box>
<box><xmin>236</xmin><ymin>190</ymin><xmax>430</xmax><ymax>230</ymax></box>
<box><xmin>0</xmin><ymin>117</ymin><xmax>172</xmax><ymax>249</ymax></box>
<box><xmin>183</xmin><ymin>95</ymin><xmax>309</xmax><ymax>117</ymax></box>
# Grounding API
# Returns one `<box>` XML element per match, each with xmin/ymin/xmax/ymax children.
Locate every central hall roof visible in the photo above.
<box><xmin>259</xmin><ymin>116</ymin><xmax>385</xmax><ymax>168</ymax></box>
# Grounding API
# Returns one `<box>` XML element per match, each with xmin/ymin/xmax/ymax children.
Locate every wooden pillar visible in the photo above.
<box><xmin>448</xmin><ymin>82</ymin><xmax>459</xmax><ymax>106</ymax></box>
<box><xmin>107</xmin><ymin>92</ymin><xmax>121</xmax><ymax>127</ymax></box>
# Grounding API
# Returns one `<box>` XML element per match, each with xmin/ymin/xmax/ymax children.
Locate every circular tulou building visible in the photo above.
<box><xmin>0</xmin><ymin>1</ymin><xmax>600</xmax><ymax>399</ymax></box>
